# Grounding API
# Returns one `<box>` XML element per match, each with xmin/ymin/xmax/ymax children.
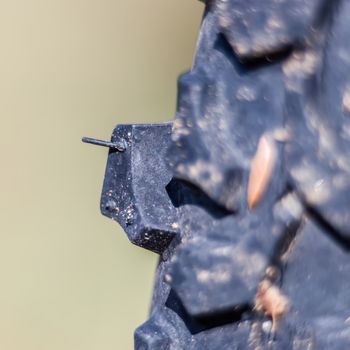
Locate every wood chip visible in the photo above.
<box><xmin>248</xmin><ymin>134</ymin><xmax>278</xmax><ymax>209</ymax></box>
<box><xmin>255</xmin><ymin>280</ymin><xmax>290</xmax><ymax>333</ymax></box>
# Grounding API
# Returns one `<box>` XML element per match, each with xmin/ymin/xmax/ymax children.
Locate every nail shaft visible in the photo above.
<box><xmin>82</xmin><ymin>137</ymin><xmax>126</xmax><ymax>151</ymax></box>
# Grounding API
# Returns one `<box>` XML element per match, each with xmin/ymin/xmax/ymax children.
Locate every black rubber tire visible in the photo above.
<box><xmin>117</xmin><ymin>1</ymin><xmax>350</xmax><ymax>349</ymax></box>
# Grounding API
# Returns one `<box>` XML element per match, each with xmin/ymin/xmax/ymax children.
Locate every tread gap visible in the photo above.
<box><xmin>166</xmin><ymin>178</ymin><xmax>234</xmax><ymax>219</ymax></box>
<box><xmin>214</xmin><ymin>33</ymin><xmax>293</xmax><ymax>75</ymax></box>
<box><xmin>165</xmin><ymin>289</ymin><xmax>252</xmax><ymax>335</ymax></box>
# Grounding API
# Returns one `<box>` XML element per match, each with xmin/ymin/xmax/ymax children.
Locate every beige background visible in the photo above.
<box><xmin>0</xmin><ymin>1</ymin><xmax>203</xmax><ymax>349</ymax></box>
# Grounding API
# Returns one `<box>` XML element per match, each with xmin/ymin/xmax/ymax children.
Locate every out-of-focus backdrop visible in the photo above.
<box><xmin>0</xmin><ymin>1</ymin><xmax>202</xmax><ymax>349</ymax></box>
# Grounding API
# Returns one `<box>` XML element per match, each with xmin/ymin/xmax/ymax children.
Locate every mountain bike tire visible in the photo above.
<box><xmin>90</xmin><ymin>0</ymin><xmax>350</xmax><ymax>348</ymax></box>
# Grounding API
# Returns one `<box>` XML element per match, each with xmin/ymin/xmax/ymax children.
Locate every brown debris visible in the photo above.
<box><xmin>255</xmin><ymin>280</ymin><xmax>290</xmax><ymax>333</ymax></box>
<box><xmin>248</xmin><ymin>134</ymin><xmax>278</xmax><ymax>209</ymax></box>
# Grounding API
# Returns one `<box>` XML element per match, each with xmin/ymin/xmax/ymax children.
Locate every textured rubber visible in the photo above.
<box><xmin>99</xmin><ymin>1</ymin><xmax>350</xmax><ymax>349</ymax></box>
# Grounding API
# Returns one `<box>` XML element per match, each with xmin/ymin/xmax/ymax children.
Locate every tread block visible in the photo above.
<box><xmin>284</xmin><ymin>1</ymin><xmax>350</xmax><ymax>243</ymax></box>
<box><xmin>165</xmin><ymin>203</ymin><xmax>299</xmax><ymax>317</ymax></box>
<box><xmin>134</xmin><ymin>311</ymin><xmax>191</xmax><ymax>350</ymax></box>
<box><xmin>282</xmin><ymin>219</ymin><xmax>350</xmax><ymax>349</ymax></box>
<box><xmin>167</xmin><ymin>59</ymin><xmax>286</xmax><ymax>212</ymax></box>
<box><xmin>100</xmin><ymin>123</ymin><xmax>179</xmax><ymax>254</ymax></box>
<box><xmin>134</xmin><ymin>317</ymin><xmax>171</xmax><ymax>350</ymax></box>
<box><xmin>216</xmin><ymin>0</ymin><xmax>326</xmax><ymax>58</ymax></box>
<box><xmin>167</xmin><ymin>238</ymin><xmax>259</xmax><ymax>316</ymax></box>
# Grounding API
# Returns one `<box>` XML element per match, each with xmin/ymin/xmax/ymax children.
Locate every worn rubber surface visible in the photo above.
<box><xmin>100</xmin><ymin>0</ymin><xmax>350</xmax><ymax>349</ymax></box>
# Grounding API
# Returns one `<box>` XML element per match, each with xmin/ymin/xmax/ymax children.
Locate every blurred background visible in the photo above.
<box><xmin>0</xmin><ymin>1</ymin><xmax>202</xmax><ymax>349</ymax></box>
